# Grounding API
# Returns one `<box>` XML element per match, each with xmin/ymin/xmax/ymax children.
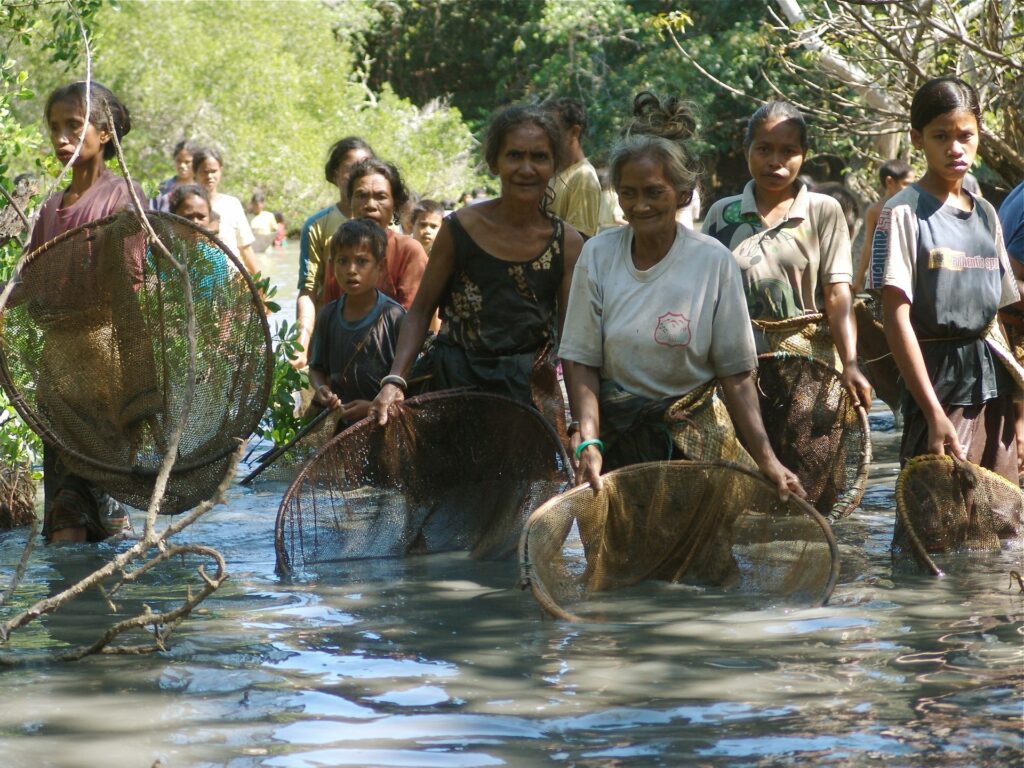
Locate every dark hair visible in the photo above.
<box><xmin>274</xmin><ymin>210</ymin><xmax>284</xmax><ymax>223</ymax></box>
<box><xmin>330</xmin><ymin>218</ymin><xmax>388</xmax><ymax>264</ymax></box>
<box><xmin>168</xmin><ymin>183</ymin><xmax>210</xmax><ymax>214</ymax></box>
<box><xmin>324</xmin><ymin>136</ymin><xmax>375</xmax><ymax>185</ymax></box>
<box><xmin>411</xmin><ymin>199</ymin><xmax>444</xmax><ymax>225</ymax></box>
<box><xmin>743</xmin><ymin>100</ymin><xmax>808</xmax><ymax>152</ymax></box>
<box><xmin>191</xmin><ymin>147</ymin><xmax>223</xmax><ymax>173</ymax></box>
<box><xmin>483</xmin><ymin>104</ymin><xmax>563</xmax><ymax>172</ymax></box>
<box><xmin>172</xmin><ymin>139</ymin><xmax>199</xmax><ymax>158</ymax></box>
<box><xmin>815</xmin><ymin>182</ymin><xmax>860</xmax><ymax>237</ymax></box>
<box><xmin>542</xmin><ymin>97</ymin><xmax>587</xmax><ymax>135</ymax></box>
<box><xmin>610</xmin><ymin>92</ymin><xmax>701</xmax><ymax>208</ymax></box>
<box><xmin>910</xmin><ymin>77</ymin><xmax>981</xmax><ymax>132</ymax></box>
<box><xmin>878</xmin><ymin>158</ymin><xmax>913</xmax><ymax>186</ymax></box>
<box><xmin>251</xmin><ymin>190</ymin><xmax>266</xmax><ymax>205</ymax></box>
<box><xmin>346</xmin><ymin>158</ymin><xmax>410</xmax><ymax>215</ymax></box>
<box><xmin>45</xmin><ymin>81</ymin><xmax>131</xmax><ymax>160</ymax></box>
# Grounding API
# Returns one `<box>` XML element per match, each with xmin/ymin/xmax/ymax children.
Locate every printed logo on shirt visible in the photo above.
<box><xmin>927</xmin><ymin>247</ymin><xmax>999</xmax><ymax>272</ymax></box>
<box><xmin>876</xmin><ymin>208</ymin><xmax>891</xmax><ymax>234</ymax></box>
<box><xmin>654</xmin><ymin>311</ymin><xmax>691</xmax><ymax>348</ymax></box>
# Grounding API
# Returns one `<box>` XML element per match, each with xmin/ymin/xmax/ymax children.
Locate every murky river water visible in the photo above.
<box><xmin>1</xmin><ymin>245</ymin><xmax>1021</xmax><ymax>767</ymax></box>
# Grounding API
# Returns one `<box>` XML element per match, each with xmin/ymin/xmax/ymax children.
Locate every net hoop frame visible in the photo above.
<box><xmin>275</xmin><ymin>388</ymin><xmax>575</xmax><ymax>573</ymax></box>
<box><xmin>755</xmin><ymin>352</ymin><xmax>872</xmax><ymax>521</ymax></box>
<box><xmin>518</xmin><ymin>459</ymin><xmax>841</xmax><ymax>623</ymax></box>
<box><xmin>751</xmin><ymin>312</ymin><xmax>825</xmax><ymax>334</ymax></box>
<box><xmin>894</xmin><ymin>453</ymin><xmax>1024</xmax><ymax>577</ymax></box>
<box><xmin>0</xmin><ymin>210</ymin><xmax>274</xmax><ymax>478</ymax></box>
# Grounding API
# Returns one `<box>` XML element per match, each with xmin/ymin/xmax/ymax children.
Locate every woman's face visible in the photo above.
<box><xmin>350</xmin><ymin>173</ymin><xmax>394</xmax><ymax>226</ymax></box>
<box><xmin>492</xmin><ymin>123</ymin><xmax>555</xmax><ymax>204</ymax></box>
<box><xmin>911</xmin><ymin>109</ymin><xmax>979</xmax><ymax>187</ymax></box>
<box><xmin>616</xmin><ymin>156</ymin><xmax>682</xmax><ymax>238</ymax></box>
<box><xmin>746</xmin><ymin>117</ymin><xmax>806</xmax><ymax>195</ymax></box>
<box><xmin>173</xmin><ymin>194</ymin><xmax>210</xmax><ymax>228</ymax></box>
<box><xmin>196</xmin><ymin>157</ymin><xmax>222</xmax><ymax>196</ymax></box>
<box><xmin>175</xmin><ymin>149</ymin><xmax>194</xmax><ymax>182</ymax></box>
<box><xmin>48</xmin><ymin>99</ymin><xmax>108</xmax><ymax>167</ymax></box>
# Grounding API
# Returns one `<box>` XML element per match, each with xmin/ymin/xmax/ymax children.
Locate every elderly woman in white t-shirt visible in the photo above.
<box><xmin>559</xmin><ymin>92</ymin><xmax>804</xmax><ymax>498</ymax></box>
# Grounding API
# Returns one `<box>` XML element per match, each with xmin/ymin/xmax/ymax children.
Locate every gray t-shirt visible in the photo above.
<box><xmin>559</xmin><ymin>224</ymin><xmax>757</xmax><ymax>401</ymax></box>
<box><xmin>879</xmin><ymin>183</ymin><xmax>1018</xmax><ymax>406</ymax></box>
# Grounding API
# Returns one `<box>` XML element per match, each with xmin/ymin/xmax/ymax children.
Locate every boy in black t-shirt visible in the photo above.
<box><xmin>309</xmin><ymin>219</ymin><xmax>405</xmax><ymax>426</ymax></box>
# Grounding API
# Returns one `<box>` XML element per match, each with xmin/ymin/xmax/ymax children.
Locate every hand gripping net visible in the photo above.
<box><xmin>275</xmin><ymin>390</ymin><xmax>574</xmax><ymax>573</ymax></box>
<box><xmin>0</xmin><ymin>210</ymin><xmax>272</xmax><ymax>512</ymax></box>
<box><xmin>755</xmin><ymin>353</ymin><xmax>870</xmax><ymax>520</ymax></box>
<box><xmin>520</xmin><ymin>461</ymin><xmax>839</xmax><ymax>622</ymax></box>
<box><xmin>752</xmin><ymin>313</ymin><xmax>841</xmax><ymax>369</ymax></box>
<box><xmin>853</xmin><ymin>291</ymin><xmax>903</xmax><ymax>415</ymax></box>
<box><xmin>894</xmin><ymin>454</ymin><xmax>1023</xmax><ymax>574</ymax></box>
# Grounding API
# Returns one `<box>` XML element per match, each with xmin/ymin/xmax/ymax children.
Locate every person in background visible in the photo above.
<box><xmin>369</xmin><ymin>103</ymin><xmax>584</xmax><ymax>419</ymax></box>
<box><xmin>272</xmin><ymin>210</ymin><xmax>287</xmax><ymax>248</ymax></box>
<box><xmin>152</xmin><ymin>139</ymin><xmax>199</xmax><ymax>211</ymax></box>
<box><xmin>853</xmin><ymin>159</ymin><xmax>915</xmax><ymax>292</ymax></box>
<box><xmin>192</xmin><ymin>147</ymin><xmax>259</xmax><ymax>277</ymax></box>
<box><xmin>816</xmin><ymin>181</ymin><xmax>861</xmax><ymax>239</ymax></box>
<box><xmin>879</xmin><ymin>77</ymin><xmax>1021</xmax><ymax>500</ymax></box>
<box><xmin>309</xmin><ymin>219</ymin><xmax>404</xmax><ymax>428</ymax></box>
<box><xmin>28</xmin><ymin>80</ymin><xmax>145</xmax><ymax>543</ymax></box>
<box><xmin>596</xmin><ymin>166</ymin><xmax>627</xmax><ymax>232</ymax></box>
<box><xmin>410</xmin><ymin>199</ymin><xmax>444</xmax><ymax>254</ymax></box>
<box><xmin>293</xmin><ymin>136</ymin><xmax>375</xmax><ymax>370</ymax></box>
<box><xmin>542</xmin><ymin>97</ymin><xmax>602</xmax><ymax>239</ymax></box>
<box><xmin>702</xmin><ymin>100</ymin><xmax>871</xmax><ymax>409</ymax></box>
<box><xmin>997</xmin><ymin>181</ymin><xmax>1024</xmax><ymax>266</ymax></box>
<box><xmin>249</xmin><ymin>190</ymin><xmax>277</xmax><ymax>254</ymax></box>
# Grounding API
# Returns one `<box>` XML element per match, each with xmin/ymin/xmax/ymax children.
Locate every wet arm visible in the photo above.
<box><xmin>293</xmin><ymin>291</ymin><xmax>315</xmax><ymax>369</ymax></box>
<box><xmin>568</xmin><ymin>361</ymin><xmax>603</xmax><ymax>491</ymax></box>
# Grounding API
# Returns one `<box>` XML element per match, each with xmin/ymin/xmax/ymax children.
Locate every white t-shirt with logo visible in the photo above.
<box><xmin>559</xmin><ymin>224</ymin><xmax>757</xmax><ymax>401</ymax></box>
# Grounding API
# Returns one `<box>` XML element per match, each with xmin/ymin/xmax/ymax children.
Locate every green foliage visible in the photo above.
<box><xmin>256</xmin><ymin>316</ymin><xmax>307</xmax><ymax>449</ymax></box>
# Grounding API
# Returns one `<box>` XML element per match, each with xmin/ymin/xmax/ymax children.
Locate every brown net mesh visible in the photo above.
<box><xmin>752</xmin><ymin>313</ymin><xmax>841</xmax><ymax>369</ymax></box>
<box><xmin>665</xmin><ymin>382</ymin><xmax>756</xmax><ymax>468</ymax></box>
<box><xmin>853</xmin><ymin>291</ymin><xmax>904</xmax><ymax>414</ymax></box>
<box><xmin>275</xmin><ymin>390</ymin><xmax>573</xmax><ymax>573</ymax></box>
<box><xmin>520</xmin><ymin>461</ymin><xmax>839</xmax><ymax>622</ymax></box>
<box><xmin>754</xmin><ymin>353</ymin><xmax>870</xmax><ymax>520</ymax></box>
<box><xmin>984</xmin><ymin>319</ymin><xmax>1024</xmax><ymax>391</ymax></box>
<box><xmin>0</xmin><ymin>210</ymin><xmax>272</xmax><ymax>512</ymax></box>
<box><xmin>894</xmin><ymin>454</ymin><xmax>1023</xmax><ymax>573</ymax></box>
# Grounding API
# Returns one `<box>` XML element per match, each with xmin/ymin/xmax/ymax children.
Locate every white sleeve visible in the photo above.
<box><xmin>879</xmin><ymin>202</ymin><xmax>918</xmax><ymax>302</ymax></box>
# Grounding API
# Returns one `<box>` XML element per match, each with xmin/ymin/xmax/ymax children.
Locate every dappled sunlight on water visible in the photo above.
<box><xmin>1</xmin><ymin>249</ymin><xmax>1021</xmax><ymax>766</ymax></box>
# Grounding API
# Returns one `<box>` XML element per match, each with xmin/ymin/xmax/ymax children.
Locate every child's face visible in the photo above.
<box><xmin>173</xmin><ymin>194</ymin><xmax>211</xmax><ymax>228</ymax></box>
<box><xmin>413</xmin><ymin>212</ymin><xmax>443</xmax><ymax>251</ymax></box>
<box><xmin>196</xmin><ymin>157</ymin><xmax>222</xmax><ymax>195</ymax></box>
<box><xmin>175</xmin><ymin>149</ymin><xmax>194</xmax><ymax>181</ymax></box>
<box><xmin>883</xmin><ymin>171</ymin><xmax>915</xmax><ymax>197</ymax></box>
<box><xmin>48</xmin><ymin>98</ymin><xmax>109</xmax><ymax>167</ymax></box>
<box><xmin>332</xmin><ymin>242</ymin><xmax>380</xmax><ymax>298</ymax></box>
<box><xmin>911</xmin><ymin>109</ymin><xmax>978</xmax><ymax>186</ymax></box>
<box><xmin>746</xmin><ymin>118</ymin><xmax>806</xmax><ymax>195</ymax></box>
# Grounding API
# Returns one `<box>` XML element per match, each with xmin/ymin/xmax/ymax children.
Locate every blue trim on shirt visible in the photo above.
<box><xmin>297</xmin><ymin>205</ymin><xmax>335</xmax><ymax>291</ymax></box>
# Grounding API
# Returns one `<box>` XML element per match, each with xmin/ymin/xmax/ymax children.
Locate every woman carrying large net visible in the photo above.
<box><xmin>519</xmin><ymin>94</ymin><xmax>840</xmax><ymax>620</ymax></box>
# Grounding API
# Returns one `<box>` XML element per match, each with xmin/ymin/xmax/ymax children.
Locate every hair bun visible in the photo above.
<box><xmin>625</xmin><ymin>91</ymin><xmax>697</xmax><ymax>143</ymax></box>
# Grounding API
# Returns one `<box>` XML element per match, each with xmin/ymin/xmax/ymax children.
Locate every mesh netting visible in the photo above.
<box><xmin>520</xmin><ymin>461</ymin><xmax>839</xmax><ymax>622</ymax></box>
<box><xmin>853</xmin><ymin>291</ymin><xmax>903</xmax><ymax>414</ymax></box>
<box><xmin>0</xmin><ymin>210</ymin><xmax>272</xmax><ymax>512</ymax></box>
<box><xmin>665</xmin><ymin>382</ymin><xmax>756</xmax><ymax>468</ymax></box>
<box><xmin>752</xmin><ymin>313</ymin><xmax>841</xmax><ymax>369</ymax></box>
<box><xmin>275</xmin><ymin>390</ymin><xmax>573</xmax><ymax>573</ymax></box>
<box><xmin>894</xmin><ymin>454</ymin><xmax>1023</xmax><ymax>572</ymax></box>
<box><xmin>984</xmin><ymin>320</ymin><xmax>1024</xmax><ymax>391</ymax></box>
<box><xmin>754</xmin><ymin>353</ymin><xmax>870</xmax><ymax>520</ymax></box>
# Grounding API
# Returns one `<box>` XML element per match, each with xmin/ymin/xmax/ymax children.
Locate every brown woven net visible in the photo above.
<box><xmin>752</xmin><ymin>313</ymin><xmax>841</xmax><ymax>369</ymax></box>
<box><xmin>275</xmin><ymin>390</ymin><xmax>573</xmax><ymax>573</ymax></box>
<box><xmin>665</xmin><ymin>381</ymin><xmax>756</xmax><ymax>468</ymax></box>
<box><xmin>520</xmin><ymin>461</ymin><xmax>839</xmax><ymax>622</ymax></box>
<box><xmin>853</xmin><ymin>291</ymin><xmax>904</xmax><ymax>415</ymax></box>
<box><xmin>754</xmin><ymin>353</ymin><xmax>870</xmax><ymax>520</ymax></box>
<box><xmin>894</xmin><ymin>454</ymin><xmax>1023</xmax><ymax>574</ymax></box>
<box><xmin>0</xmin><ymin>210</ymin><xmax>272</xmax><ymax>512</ymax></box>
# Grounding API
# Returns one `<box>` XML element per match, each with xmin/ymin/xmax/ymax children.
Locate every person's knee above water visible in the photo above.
<box><xmin>308</xmin><ymin>219</ymin><xmax>404</xmax><ymax>428</ymax></box>
<box><xmin>368</xmin><ymin>103</ymin><xmax>584</xmax><ymax>421</ymax></box>
<box><xmin>557</xmin><ymin>91</ymin><xmax>805</xmax><ymax>500</ymax></box>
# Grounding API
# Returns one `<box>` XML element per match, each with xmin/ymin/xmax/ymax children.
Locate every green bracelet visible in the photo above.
<box><xmin>575</xmin><ymin>438</ymin><xmax>605</xmax><ymax>460</ymax></box>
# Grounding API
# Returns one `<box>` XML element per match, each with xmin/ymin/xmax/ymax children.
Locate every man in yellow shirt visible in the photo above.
<box><xmin>543</xmin><ymin>98</ymin><xmax>603</xmax><ymax>239</ymax></box>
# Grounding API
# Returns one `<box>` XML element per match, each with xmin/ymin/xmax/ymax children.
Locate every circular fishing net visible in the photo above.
<box><xmin>275</xmin><ymin>390</ymin><xmax>574</xmax><ymax>573</ymax></box>
<box><xmin>754</xmin><ymin>353</ymin><xmax>870</xmax><ymax>520</ymax></box>
<box><xmin>894</xmin><ymin>454</ymin><xmax>1023</xmax><ymax>573</ymax></box>
<box><xmin>752</xmin><ymin>313</ymin><xmax>841</xmax><ymax>369</ymax></box>
<box><xmin>520</xmin><ymin>461</ymin><xmax>839</xmax><ymax>622</ymax></box>
<box><xmin>853</xmin><ymin>291</ymin><xmax>903</xmax><ymax>415</ymax></box>
<box><xmin>0</xmin><ymin>210</ymin><xmax>272</xmax><ymax>512</ymax></box>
